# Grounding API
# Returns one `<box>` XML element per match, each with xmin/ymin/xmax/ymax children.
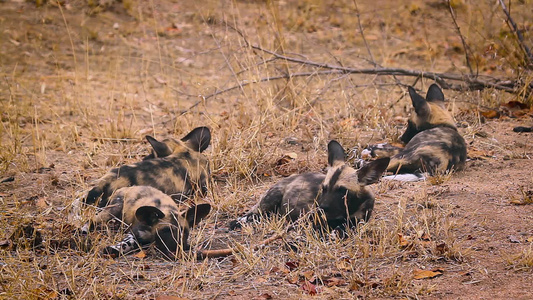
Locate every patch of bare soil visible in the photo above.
<box><xmin>1</xmin><ymin>0</ymin><xmax>532</xmax><ymax>299</ymax></box>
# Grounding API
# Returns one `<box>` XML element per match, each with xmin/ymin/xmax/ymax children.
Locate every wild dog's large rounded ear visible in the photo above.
<box><xmin>183</xmin><ymin>203</ymin><xmax>211</xmax><ymax>228</ymax></box>
<box><xmin>357</xmin><ymin>157</ymin><xmax>390</xmax><ymax>185</ymax></box>
<box><xmin>426</xmin><ymin>84</ymin><xmax>445</xmax><ymax>102</ymax></box>
<box><xmin>145</xmin><ymin>136</ymin><xmax>172</xmax><ymax>158</ymax></box>
<box><xmin>408</xmin><ymin>86</ymin><xmax>431</xmax><ymax>118</ymax></box>
<box><xmin>135</xmin><ymin>206</ymin><xmax>166</xmax><ymax>226</ymax></box>
<box><xmin>328</xmin><ymin>140</ymin><xmax>346</xmax><ymax>167</ymax></box>
<box><xmin>181</xmin><ymin>127</ymin><xmax>211</xmax><ymax>153</ymax></box>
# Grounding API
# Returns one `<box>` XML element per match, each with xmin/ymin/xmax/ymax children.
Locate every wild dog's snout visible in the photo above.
<box><xmin>92</xmin><ymin>186</ymin><xmax>211</xmax><ymax>259</ymax></box>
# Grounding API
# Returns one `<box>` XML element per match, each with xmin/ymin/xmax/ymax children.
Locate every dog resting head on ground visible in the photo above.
<box><xmin>91</xmin><ymin>186</ymin><xmax>211</xmax><ymax>259</ymax></box>
<box><xmin>229</xmin><ymin>140</ymin><xmax>389</xmax><ymax>234</ymax></box>
<box><xmin>365</xmin><ymin>84</ymin><xmax>467</xmax><ymax>181</ymax></box>
<box><xmin>85</xmin><ymin>126</ymin><xmax>211</xmax><ymax>207</ymax></box>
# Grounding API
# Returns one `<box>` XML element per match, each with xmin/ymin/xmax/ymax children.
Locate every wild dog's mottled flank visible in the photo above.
<box><xmin>91</xmin><ymin>186</ymin><xmax>211</xmax><ymax>258</ymax></box>
<box><xmin>230</xmin><ymin>140</ymin><xmax>389</xmax><ymax>233</ymax></box>
<box><xmin>85</xmin><ymin>127</ymin><xmax>211</xmax><ymax>207</ymax></box>
<box><xmin>367</xmin><ymin>84</ymin><xmax>467</xmax><ymax>179</ymax></box>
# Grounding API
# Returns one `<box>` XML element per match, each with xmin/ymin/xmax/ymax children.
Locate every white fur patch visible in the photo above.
<box><xmin>361</xmin><ymin>149</ymin><xmax>372</xmax><ymax>159</ymax></box>
<box><xmin>382</xmin><ymin>173</ymin><xmax>426</xmax><ymax>182</ymax></box>
<box><xmin>110</xmin><ymin>233</ymin><xmax>138</xmax><ymax>254</ymax></box>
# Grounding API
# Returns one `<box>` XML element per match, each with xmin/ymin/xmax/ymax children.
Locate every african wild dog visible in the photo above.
<box><xmin>85</xmin><ymin>126</ymin><xmax>211</xmax><ymax>207</ymax></box>
<box><xmin>90</xmin><ymin>185</ymin><xmax>211</xmax><ymax>258</ymax></box>
<box><xmin>229</xmin><ymin>140</ymin><xmax>390</xmax><ymax>233</ymax></box>
<box><xmin>364</xmin><ymin>84</ymin><xmax>467</xmax><ymax>181</ymax></box>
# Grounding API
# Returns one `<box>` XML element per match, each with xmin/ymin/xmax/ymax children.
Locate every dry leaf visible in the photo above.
<box><xmin>398</xmin><ymin>233</ymin><xmax>410</xmax><ymax>248</ymax></box>
<box><xmin>285</xmin><ymin>261</ymin><xmax>299</xmax><ymax>271</ymax></box>
<box><xmin>155</xmin><ymin>296</ymin><xmax>188</xmax><ymax>300</ymax></box>
<box><xmin>287</xmin><ymin>273</ymin><xmax>299</xmax><ymax>284</ymax></box>
<box><xmin>481</xmin><ymin>110</ymin><xmax>500</xmax><ymax>119</ymax></box>
<box><xmin>134</xmin><ymin>250</ymin><xmax>147</xmax><ymax>259</ymax></box>
<box><xmin>300</xmin><ymin>281</ymin><xmax>317</xmax><ymax>295</ymax></box>
<box><xmin>435</xmin><ymin>242</ymin><xmax>449</xmax><ymax>255</ymax></box>
<box><xmin>36</xmin><ymin>197</ymin><xmax>48</xmax><ymax>209</ymax></box>
<box><xmin>302</xmin><ymin>270</ymin><xmax>315</xmax><ymax>281</ymax></box>
<box><xmin>324</xmin><ymin>276</ymin><xmax>347</xmax><ymax>287</ymax></box>
<box><xmin>420</xmin><ymin>232</ymin><xmax>431</xmax><ymax>241</ymax></box>
<box><xmin>254</xmin><ymin>293</ymin><xmax>272</xmax><ymax>300</ymax></box>
<box><xmin>413</xmin><ymin>268</ymin><xmax>443</xmax><ymax>280</ymax></box>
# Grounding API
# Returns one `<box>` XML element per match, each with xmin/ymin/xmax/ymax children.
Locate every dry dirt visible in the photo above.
<box><xmin>0</xmin><ymin>0</ymin><xmax>532</xmax><ymax>299</ymax></box>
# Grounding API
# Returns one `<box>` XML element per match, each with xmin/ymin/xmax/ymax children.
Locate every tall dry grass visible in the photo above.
<box><xmin>0</xmin><ymin>0</ymin><xmax>531</xmax><ymax>298</ymax></box>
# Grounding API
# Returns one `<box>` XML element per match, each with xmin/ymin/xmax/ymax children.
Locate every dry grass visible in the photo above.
<box><xmin>0</xmin><ymin>0</ymin><xmax>532</xmax><ymax>299</ymax></box>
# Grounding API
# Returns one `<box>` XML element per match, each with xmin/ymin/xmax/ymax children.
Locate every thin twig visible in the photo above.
<box><xmin>196</xmin><ymin>226</ymin><xmax>291</xmax><ymax>259</ymax></box>
<box><xmin>447</xmin><ymin>0</ymin><xmax>475</xmax><ymax>75</ymax></box>
<box><xmin>352</xmin><ymin>0</ymin><xmax>376</xmax><ymax>66</ymax></box>
<box><xmin>498</xmin><ymin>0</ymin><xmax>533</xmax><ymax>66</ymax></box>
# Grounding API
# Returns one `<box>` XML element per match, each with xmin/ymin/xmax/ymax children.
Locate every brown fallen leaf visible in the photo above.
<box><xmin>285</xmin><ymin>261</ymin><xmax>299</xmax><ymax>271</ymax></box>
<box><xmin>481</xmin><ymin>110</ymin><xmax>500</xmax><ymax>119</ymax></box>
<box><xmin>155</xmin><ymin>296</ymin><xmax>189</xmax><ymax>300</ymax></box>
<box><xmin>398</xmin><ymin>233</ymin><xmax>410</xmax><ymax>248</ymax></box>
<box><xmin>413</xmin><ymin>268</ymin><xmax>443</xmax><ymax>280</ymax></box>
<box><xmin>435</xmin><ymin>242</ymin><xmax>450</xmax><ymax>255</ymax></box>
<box><xmin>302</xmin><ymin>270</ymin><xmax>315</xmax><ymax>281</ymax></box>
<box><xmin>324</xmin><ymin>276</ymin><xmax>347</xmax><ymax>287</ymax></box>
<box><xmin>254</xmin><ymin>293</ymin><xmax>273</xmax><ymax>300</ymax></box>
<box><xmin>300</xmin><ymin>281</ymin><xmax>318</xmax><ymax>295</ymax></box>
<box><xmin>134</xmin><ymin>250</ymin><xmax>147</xmax><ymax>259</ymax></box>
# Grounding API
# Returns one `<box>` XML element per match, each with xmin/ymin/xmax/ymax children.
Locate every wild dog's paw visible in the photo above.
<box><xmin>228</xmin><ymin>219</ymin><xmax>243</xmax><ymax>231</ymax></box>
<box><xmin>228</xmin><ymin>215</ymin><xmax>252</xmax><ymax>231</ymax></box>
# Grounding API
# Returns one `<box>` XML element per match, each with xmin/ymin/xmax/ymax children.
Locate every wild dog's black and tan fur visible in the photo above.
<box><xmin>85</xmin><ymin>127</ymin><xmax>211</xmax><ymax>207</ymax></box>
<box><xmin>90</xmin><ymin>186</ymin><xmax>211</xmax><ymax>258</ymax></box>
<box><xmin>368</xmin><ymin>84</ymin><xmax>466</xmax><ymax>178</ymax></box>
<box><xmin>230</xmin><ymin>141</ymin><xmax>389</xmax><ymax>233</ymax></box>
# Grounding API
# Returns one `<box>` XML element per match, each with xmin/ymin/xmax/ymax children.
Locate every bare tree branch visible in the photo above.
<box><xmin>250</xmin><ymin>45</ymin><xmax>530</xmax><ymax>92</ymax></box>
<box><xmin>447</xmin><ymin>0</ymin><xmax>475</xmax><ymax>75</ymax></box>
<box><xmin>498</xmin><ymin>0</ymin><xmax>533</xmax><ymax>67</ymax></box>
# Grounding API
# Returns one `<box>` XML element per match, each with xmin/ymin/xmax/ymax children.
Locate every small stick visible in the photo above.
<box><xmin>196</xmin><ymin>227</ymin><xmax>290</xmax><ymax>259</ymax></box>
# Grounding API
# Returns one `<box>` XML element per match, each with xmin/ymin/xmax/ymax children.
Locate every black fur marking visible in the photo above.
<box><xmin>86</xmin><ymin>188</ymin><xmax>102</xmax><ymax>205</ymax></box>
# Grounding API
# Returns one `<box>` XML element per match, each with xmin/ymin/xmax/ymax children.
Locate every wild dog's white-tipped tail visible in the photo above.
<box><xmin>382</xmin><ymin>173</ymin><xmax>426</xmax><ymax>182</ymax></box>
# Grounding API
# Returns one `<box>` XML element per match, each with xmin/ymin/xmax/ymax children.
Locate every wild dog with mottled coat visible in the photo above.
<box><xmin>365</xmin><ymin>84</ymin><xmax>467</xmax><ymax>181</ymax></box>
<box><xmin>230</xmin><ymin>140</ymin><xmax>390</xmax><ymax>233</ymax></box>
<box><xmin>90</xmin><ymin>186</ymin><xmax>211</xmax><ymax>258</ymax></box>
<box><xmin>85</xmin><ymin>127</ymin><xmax>211</xmax><ymax>207</ymax></box>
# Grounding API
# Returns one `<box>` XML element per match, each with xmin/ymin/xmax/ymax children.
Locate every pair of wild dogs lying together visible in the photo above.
<box><xmin>84</xmin><ymin>84</ymin><xmax>466</xmax><ymax>258</ymax></box>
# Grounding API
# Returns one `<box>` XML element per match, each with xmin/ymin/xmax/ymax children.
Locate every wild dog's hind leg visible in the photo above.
<box><xmin>229</xmin><ymin>184</ymin><xmax>285</xmax><ymax>230</ymax></box>
<box><xmin>361</xmin><ymin>143</ymin><xmax>403</xmax><ymax>159</ymax></box>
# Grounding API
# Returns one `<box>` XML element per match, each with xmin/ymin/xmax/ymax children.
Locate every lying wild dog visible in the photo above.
<box><xmin>85</xmin><ymin>126</ymin><xmax>211</xmax><ymax>207</ymax></box>
<box><xmin>89</xmin><ymin>185</ymin><xmax>211</xmax><ymax>258</ymax></box>
<box><xmin>364</xmin><ymin>84</ymin><xmax>467</xmax><ymax>181</ymax></box>
<box><xmin>229</xmin><ymin>140</ymin><xmax>390</xmax><ymax>233</ymax></box>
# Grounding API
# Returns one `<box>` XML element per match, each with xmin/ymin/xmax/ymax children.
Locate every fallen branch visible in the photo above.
<box><xmin>196</xmin><ymin>227</ymin><xmax>290</xmax><ymax>259</ymax></box>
